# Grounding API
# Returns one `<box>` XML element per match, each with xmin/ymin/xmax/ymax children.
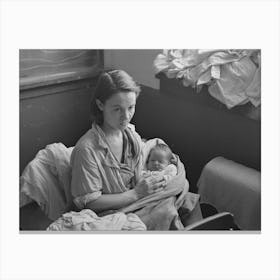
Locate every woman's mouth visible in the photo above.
<box><xmin>120</xmin><ymin>121</ymin><xmax>129</xmax><ymax>126</ymax></box>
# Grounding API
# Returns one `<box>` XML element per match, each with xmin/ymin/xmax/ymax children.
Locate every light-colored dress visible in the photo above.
<box><xmin>70</xmin><ymin>123</ymin><xmax>143</xmax><ymax>209</ymax></box>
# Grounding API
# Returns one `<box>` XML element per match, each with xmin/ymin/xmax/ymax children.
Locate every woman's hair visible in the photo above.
<box><xmin>90</xmin><ymin>69</ymin><xmax>141</xmax><ymax>125</ymax></box>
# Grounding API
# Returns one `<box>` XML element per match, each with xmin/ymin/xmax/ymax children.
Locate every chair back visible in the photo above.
<box><xmin>184</xmin><ymin>212</ymin><xmax>237</xmax><ymax>230</ymax></box>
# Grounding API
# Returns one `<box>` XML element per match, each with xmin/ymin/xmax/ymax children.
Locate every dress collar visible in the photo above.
<box><xmin>90</xmin><ymin>123</ymin><xmax>135</xmax><ymax>168</ymax></box>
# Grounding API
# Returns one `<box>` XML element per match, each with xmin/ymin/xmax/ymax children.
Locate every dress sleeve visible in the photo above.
<box><xmin>70</xmin><ymin>146</ymin><xmax>102</xmax><ymax>209</ymax></box>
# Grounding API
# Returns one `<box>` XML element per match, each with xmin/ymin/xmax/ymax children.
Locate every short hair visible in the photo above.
<box><xmin>90</xmin><ymin>69</ymin><xmax>141</xmax><ymax>125</ymax></box>
<box><xmin>148</xmin><ymin>143</ymin><xmax>173</xmax><ymax>162</ymax></box>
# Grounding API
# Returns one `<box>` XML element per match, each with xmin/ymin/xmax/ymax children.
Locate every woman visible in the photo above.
<box><xmin>71</xmin><ymin>70</ymin><xmax>165</xmax><ymax>213</ymax></box>
<box><xmin>70</xmin><ymin>69</ymin><xmax>202</xmax><ymax>229</ymax></box>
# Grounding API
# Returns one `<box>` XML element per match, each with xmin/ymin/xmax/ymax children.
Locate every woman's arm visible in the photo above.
<box><xmin>86</xmin><ymin>176</ymin><xmax>165</xmax><ymax>213</ymax></box>
<box><xmin>85</xmin><ymin>189</ymin><xmax>138</xmax><ymax>213</ymax></box>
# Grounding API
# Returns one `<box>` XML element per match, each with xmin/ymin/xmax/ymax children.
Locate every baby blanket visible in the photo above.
<box><xmin>117</xmin><ymin>138</ymin><xmax>200</xmax><ymax>230</ymax></box>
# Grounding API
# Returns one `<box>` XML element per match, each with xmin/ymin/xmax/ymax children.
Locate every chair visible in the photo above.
<box><xmin>197</xmin><ymin>157</ymin><xmax>261</xmax><ymax>230</ymax></box>
<box><xmin>184</xmin><ymin>212</ymin><xmax>238</xmax><ymax>230</ymax></box>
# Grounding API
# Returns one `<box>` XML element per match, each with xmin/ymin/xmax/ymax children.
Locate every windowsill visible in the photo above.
<box><xmin>20</xmin><ymin>66</ymin><xmax>102</xmax><ymax>91</ymax></box>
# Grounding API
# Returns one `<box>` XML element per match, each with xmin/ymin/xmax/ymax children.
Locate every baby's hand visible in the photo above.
<box><xmin>134</xmin><ymin>175</ymin><xmax>166</xmax><ymax>198</ymax></box>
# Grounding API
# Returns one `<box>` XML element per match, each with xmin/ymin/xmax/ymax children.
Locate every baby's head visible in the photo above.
<box><xmin>147</xmin><ymin>144</ymin><xmax>173</xmax><ymax>171</ymax></box>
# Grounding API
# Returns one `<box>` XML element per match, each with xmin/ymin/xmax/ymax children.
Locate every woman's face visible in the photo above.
<box><xmin>97</xmin><ymin>91</ymin><xmax>137</xmax><ymax>131</ymax></box>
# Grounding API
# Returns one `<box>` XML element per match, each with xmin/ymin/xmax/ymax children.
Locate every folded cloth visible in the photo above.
<box><xmin>154</xmin><ymin>49</ymin><xmax>261</xmax><ymax>109</ymax></box>
<box><xmin>20</xmin><ymin>143</ymin><xmax>74</xmax><ymax>221</ymax></box>
<box><xmin>197</xmin><ymin>157</ymin><xmax>261</xmax><ymax>230</ymax></box>
<box><xmin>47</xmin><ymin>209</ymin><xmax>146</xmax><ymax>231</ymax></box>
<box><xmin>126</xmin><ymin>188</ymin><xmax>200</xmax><ymax>230</ymax></box>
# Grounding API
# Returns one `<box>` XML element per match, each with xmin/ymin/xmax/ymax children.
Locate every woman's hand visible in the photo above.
<box><xmin>133</xmin><ymin>175</ymin><xmax>166</xmax><ymax>199</ymax></box>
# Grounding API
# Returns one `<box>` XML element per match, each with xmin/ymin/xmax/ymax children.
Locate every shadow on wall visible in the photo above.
<box><xmin>104</xmin><ymin>49</ymin><xmax>161</xmax><ymax>90</ymax></box>
<box><xmin>20</xmin><ymin>78</ymin><xmax>97</xmax><ymax>174</ymax></box>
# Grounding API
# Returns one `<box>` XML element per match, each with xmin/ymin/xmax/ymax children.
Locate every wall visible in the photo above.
<box><xmin>20</xmin><ymin>49</ymin><xmax>102</xmax><ymax>174</ymax></box>
<box><xmin>133</xmin><ymin>77</ymin><xmax>261</xmax><ymax>192</ymax></box>
<box><xmin>20</xmin><ymin>78</ymin><xmax>97</xmax><ymax>174</ymax></box>
<box><xmin>104</xmin><ymin>49</ymin><xmax>161</xmax><ymax>89</ymax></box>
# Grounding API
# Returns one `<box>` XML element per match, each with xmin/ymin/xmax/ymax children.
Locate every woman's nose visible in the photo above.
<box><xmin>122</xmin><ymin>110</ymin><xmax>130</xmax><ymax>120</ymax></box>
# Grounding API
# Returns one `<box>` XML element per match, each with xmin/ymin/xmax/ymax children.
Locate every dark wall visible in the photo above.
<box><xmin>133</xmin><ymin>78</ymin><xmax>261</xmax><ymax>192</ymax></box>
<box><xmin>20</xmin><ymin>78</ymin><xmax>97</xmax><ymax>174</ymax></box>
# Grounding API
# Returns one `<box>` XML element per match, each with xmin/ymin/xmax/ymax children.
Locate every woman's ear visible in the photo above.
<box><xmin>96</xmin><ymin>99</ymin><xmax>104</xmax><ymax>111</ymax></box>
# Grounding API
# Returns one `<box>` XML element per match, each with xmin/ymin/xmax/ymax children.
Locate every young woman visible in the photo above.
<box><xmin>71</xmin><ymin>70</ymin><xmax>165</xmax><ymax>213</ymax></box>
<box><xmin>70</xmin><ymin>69</ymin><xmax>202</xmax><ymax>229</ymax></box>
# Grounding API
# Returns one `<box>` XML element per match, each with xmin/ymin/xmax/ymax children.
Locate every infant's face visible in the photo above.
<box><xmin>147</xmin><ymin>150</ymin><xmax>169</xmax><ymax>171</ymax></box>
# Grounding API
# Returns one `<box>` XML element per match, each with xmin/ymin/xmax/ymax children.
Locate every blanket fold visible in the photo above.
<box><xmin>20</xmin><ymin>143</ymin><xmax>74</xmax><ymax>221</ymax></box>
<box><xmin>47</xmin><ymin>209</ymin><xmax>146</xmax><ymax>231</ymax></box>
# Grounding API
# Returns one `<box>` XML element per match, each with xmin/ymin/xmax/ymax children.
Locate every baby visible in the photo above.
<box><xmin>141</xmin><ymin>143</ymin><xmax>177</xmax><ymax>186</ymax></box>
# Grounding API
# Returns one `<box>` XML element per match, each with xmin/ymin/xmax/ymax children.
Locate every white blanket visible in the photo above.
<box><xmin>20</xmin><ymin>143</ymin><xmax>73</xmax><ymax>221</ymax></box>
<box><xmin>47</xmin><ymin>209</ymin><xmax>146</xmax><ymax>231</ymax></box>
<box><xmin>154</xmin><ymin>49</ymin><xmax>261</xmax><ymax>109</ymax></box>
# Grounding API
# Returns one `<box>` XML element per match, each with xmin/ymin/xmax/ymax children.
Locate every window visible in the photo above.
<box><xmin>20</xmin><ymin>49</ymin><xmax>103</xmax><ymax>90</ymax></box>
